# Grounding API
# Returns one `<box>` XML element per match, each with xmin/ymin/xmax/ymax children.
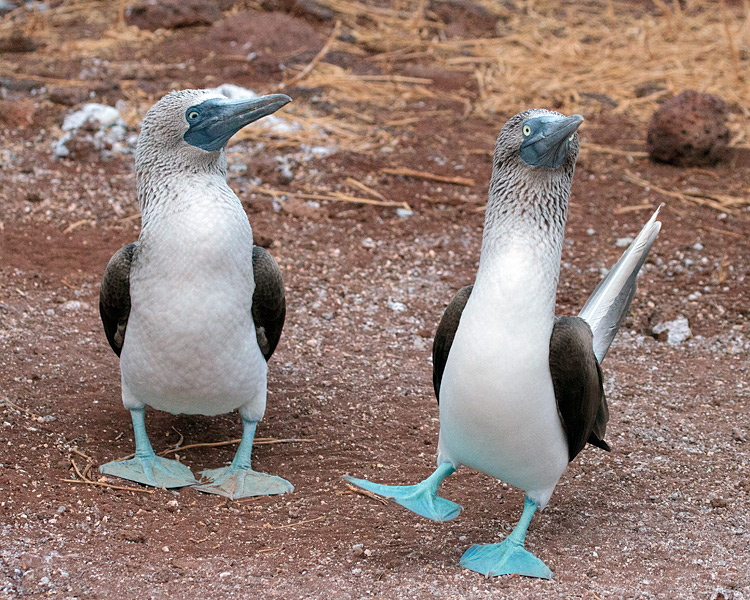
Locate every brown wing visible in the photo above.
<box><xmin>99</xmin><ymin>242</ymin><xmax>139</xmax><ymax>357</ymax></box>
<box><xmin>251</xmin><ymin>245</ymin><xmax>285</xmax><ymax>361</ymax></box>
<box><xmin>432</xmin><ymin>285</ymin><xmax>473</xmax><ymax>403</ymax></box>
<box><xmin>549</xmin><ymin>316</ymin><xmax>610</xmax><ymax>461</ymax></box>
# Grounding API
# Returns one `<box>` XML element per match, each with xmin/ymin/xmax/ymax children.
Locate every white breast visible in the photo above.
<box><xmin>437</xmin><ymin>243</ymin><xmax>568</xmax><ymax>508</ymax></box>
<box><xmin>120</xmin><ymin>181</ymin><xmax>267</xmax><ymax>418</ymax></box>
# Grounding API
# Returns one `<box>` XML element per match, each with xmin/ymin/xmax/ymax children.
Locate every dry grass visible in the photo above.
<box><xmin>1</xmin><ymin>0</ymin><xmax>748</xmax><ymax>209</ymax></box>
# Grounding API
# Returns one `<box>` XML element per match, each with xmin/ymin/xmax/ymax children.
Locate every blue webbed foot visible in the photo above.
<box><xmin>460</xmin><ymin>495</ymin><xmax>552</xmax><ymax>579</ymax></box>
<box><xmin>343</xmin><ymin>462</ymin><xmax>461</xmax><ymax>522</ymax></box>
<box><xmin>196</xmin><ymin>466</ymin><xmax>294</xmax><ymax>499</ymax></box>
<box><xmin>100</xmin><ymin>408</ymin><xmax>197</xmax><ymax>488</ymax></box>
<box><xmin>193</xmin><ymin>418</ymin><xmax>293</xmax><ymax>499</ymax></box>
<box><xmin>460</xmin><ymin>540</ymin><xmax>552</xmax><ymax>579</ymax></box>
<box><xmin>99</xmin><ymin>455</ymin><xmax>197</xmax><ymax>489</ymax></box>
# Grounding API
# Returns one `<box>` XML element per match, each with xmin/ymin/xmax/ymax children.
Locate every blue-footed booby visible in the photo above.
<box><xmin>345</xmin><ymin>109</ymin><xmax>662</xmax><ymax>578</ymax></box>
<box><xmin>98</xmin><ymin>89</ymin><xmax>294</xmax><ymax>499</ymax></box>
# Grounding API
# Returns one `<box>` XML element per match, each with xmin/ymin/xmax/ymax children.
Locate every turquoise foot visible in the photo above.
<box><xmin>99</xmin><ymin>455</ymin><xmax>197</xmax><ymax>489</ymax></box>
<box><xmin>196</xmin><ymin>466</ymin><xmax>294</xmax><ymax>500</ymax></box>
<box><xmin>460</xmin><ymin>540</ymin><xmax>552</xmax><ymax>579</ymax></box>
<box><xmin>343</xmin><ymin>466</ymin><xmax>462</xmax><ymax>522</ymax></box>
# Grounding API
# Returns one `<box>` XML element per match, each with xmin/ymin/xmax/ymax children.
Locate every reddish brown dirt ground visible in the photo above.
<box><xmin>1</xmin><ymin>2</ymin><xmax>749</xmax><ymax>599</ymax></box>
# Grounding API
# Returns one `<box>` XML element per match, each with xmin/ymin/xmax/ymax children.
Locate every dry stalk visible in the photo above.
<box><xmin>380</xmin><ymin>167</ymin><xmax>475</xmax><ymax>187</ymax></box>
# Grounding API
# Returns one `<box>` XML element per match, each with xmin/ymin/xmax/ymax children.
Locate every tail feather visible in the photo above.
<box><xmin>579</xmin><ymin>205</ymin><xmax>663</xmax><ymax>363</ymax></box>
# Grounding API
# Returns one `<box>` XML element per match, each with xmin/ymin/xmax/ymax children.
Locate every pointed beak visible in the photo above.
<box><xmin>519</xmin><ymin>114</ymin><xmax>583</xmax><ymax>169</ymax></box>
<box><xmin>184</xmin><ymin>94</ymin><xmax>292</xmax><ymax>152</ymax></box>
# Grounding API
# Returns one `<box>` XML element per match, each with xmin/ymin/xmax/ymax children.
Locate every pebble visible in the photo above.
<box><xmin>387</xmin><ymin>300</ymin><xmax>406</xmax><ymax>312</ymax></box>
<box><xmin>60</xmin><ymin>300</ymin><xmax>90</xmax><ymax>313</ymax></box>
<box><xmin>616</xmin><ymin>236</ymin><xmax>634</xmax><ymax>247</ymax></box>
<box><xmin>396</xmin><ymin>208</ymin><xmax>413</xmax><ymax>218</ymax></box>
<box><xmin>652</xmin><ymin>316</ymin><xmax>691</xmax><ymax>345</ymax></box>
<box><xmin>586</xmin><ymin>228</ymin><xmax>595</xmax><ymax>236</ymax></box>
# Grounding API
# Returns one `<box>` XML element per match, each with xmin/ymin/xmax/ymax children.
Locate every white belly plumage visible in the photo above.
<box><xmin>437</xmin><ymin>248</ymin><xmax>569</xmax><ymax>508</ymax></box>
<box><xmin>119</xmin><ymin>199</ymin><xmax>267</xmax><ymax>418</ymax></box>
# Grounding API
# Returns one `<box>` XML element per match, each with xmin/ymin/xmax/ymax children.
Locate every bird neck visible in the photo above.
<box><xmin>136</xmin><ymin>149</ymin><xmax>230</xmax><ymax>225</ymax></box>
<box><xmin>474</xmin><ymin>169</ymin><xmax>572</xmax><ymax>317</ymax></box>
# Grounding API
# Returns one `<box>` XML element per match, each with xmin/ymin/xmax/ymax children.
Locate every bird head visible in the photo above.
<box><xmin>493</xmin><ymin>109</ymin><xmax>583</xmax><ymax>173</ymax></box>
<box><xmin>136</xmin><ymin>88</ymin><xmax>292</xmax><ymax>166</ymax></box>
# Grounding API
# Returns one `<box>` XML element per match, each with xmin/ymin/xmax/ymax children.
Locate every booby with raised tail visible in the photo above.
<box><xmin>345</xmin><ymin>109</ymin><xmax>662</xmax><ymax>578</ymax></box>
<box><xmin>99</xmin><ymin>89</ymin><xmax>294</xmax><ymax>499</ymax></box>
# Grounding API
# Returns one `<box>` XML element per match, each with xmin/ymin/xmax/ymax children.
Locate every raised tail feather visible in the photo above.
<box><xmin>579</xmin><ymin>205</ymin><xmax>662</xmax><ymax>363</ymax></box>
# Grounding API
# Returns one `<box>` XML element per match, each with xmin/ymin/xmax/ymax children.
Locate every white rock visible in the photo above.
<box><xmin>616</xmin><ymin>236</ymin><xmax>634</xmax><ymax>247</ymax></box>
<box><xmin>55</xmin><ymin>103</ymin><xmax>129</xmax><ymax>159</ymax></box>
<box><xmin>387</xmin><ymin>300</ymin><xmax>406</xmax><ymax>312</ymax></box>
<box><xmin>60</xmin><ymin>300</ymin><xmax>90</xmax><ymax>313</ymax></box>
<box><xmin>652</xmin><ymin>316</ymin><xmax>691</xmax><ymax>345</ymax></box>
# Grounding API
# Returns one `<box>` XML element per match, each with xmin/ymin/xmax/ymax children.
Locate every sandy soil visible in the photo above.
<box><xmin>0</xmin><ymin>2</ymin><xmax>748</xmax><ymax>599</ymax></box>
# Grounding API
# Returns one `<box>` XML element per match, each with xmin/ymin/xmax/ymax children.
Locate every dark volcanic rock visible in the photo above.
<box><xmin>647</xmin><ymin>90</ymin><xmax>730</xmax><ymax>167</ymax></box>
<box><xmin>125</xmin><ymin>0</ymin><xmax>222</xmax><ymax>31</ymax></box>
<box><xmin>207</xmin><ymin>11</ymin><xmax>321</xmax><ymax>57</ymax></box>
<box><xmin>49</xmin><ymin>86</ymin><xmax>91</xmax><ymax>107</ymax></box>
<box><xmin>429</xmin><ymin>0</ymin><xmax>497</xmax><ymax>37</ymax></box>
<box><xmin>0</xmin><ymin>30</ymin><xmax>37</xmax><ymax>53</ymax></box>
<box><xmin>0</xmin><ymin>99</ymin><xmax>35</xmax><ymax>127</ymax></box>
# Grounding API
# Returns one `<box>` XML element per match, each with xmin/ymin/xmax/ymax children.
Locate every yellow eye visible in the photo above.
<box><xmin>523</xmin><ymin>125</ymin><xmax>531</xmax><ymax>136</ymax></box>
<box><xmin>188</xmin><ymin>111</ymin><xmax>199</xmax><ymax>120</ymax></box>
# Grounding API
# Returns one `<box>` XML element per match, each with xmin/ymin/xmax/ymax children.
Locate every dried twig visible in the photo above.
<box><xmin>279</xmin><ymin>20</ymin><xmax>341</xmax><ymax>90</ymax></box>
<box><xmin>345</xmin><ymin>177</ymin><xmax>387</xmax><ymax>201</ymax></box>
<box><xmin>61</xmin><ymin>478</ymin><xmax>155</xmax><ymax>494</ymax></box>
<box><xmin>582</xmin><ymin>143</ymin><xmax>649</xmax><ymax>158</ymax></box>
<box><xmin>613</xmin><ymin>203</ymin><xmax>656</xmax><ymax>215</ymax></box>
<box><xmin>115</xmin><ymin>437</ymin><xmax>314</xmax><ymax>462</ymax></box>
<box><xmin>623</xmin><ymin>171</ymin><xmax>745</xmax><ymax>212</ymax></box>
<box><xmin>0</xmin><ymin>397</ymin><xmax>39</xmax><ymax>420</ymax></box>
<box><xmin>344</xmin><ymin>482</ymin><xmax>389</xmax><ymax>505</ymax></box>
<box><xmin>274</xmin><ymin>515</ymin><xmax>325</xmax><ymax>529</ymax></box>
<box><xmin>380</xmin><ymin>167</ymin><xmax>475</xmax><ymax>187</ymax></box>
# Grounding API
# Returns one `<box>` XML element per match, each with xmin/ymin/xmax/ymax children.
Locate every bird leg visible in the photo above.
<box><xmin>459</xmin><ymin>495</ymin><xmax>553</xmax><ymax>579</ymax></box>
<box><xmin>99</xmin><ymin>408</ymin><xmax>197</xmax><ymax>488</ymax></box>
<box><xmin>195</xmin><ymin>418</ymin><xmax>294</xmax><ymax>499</ymax></box>
<box><xmin>343</xmin><ymin>462</ymin><xmax>462</xmax><ymax>522</ymax></box>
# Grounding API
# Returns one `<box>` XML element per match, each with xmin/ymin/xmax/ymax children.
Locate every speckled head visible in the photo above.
<box><xmin>136</xmin><ymin>89</ymin><xmax>291</xmax><ymax>165</ymax></box>
<box><xmin>493</xmin><ymin>109</ymin><xmax>582</xmax><ymax>173</ymax></box>
<box><xmin>483</xmin><ymin>109</ymin><xmax>584</xmax><ymax>244</ymax></box>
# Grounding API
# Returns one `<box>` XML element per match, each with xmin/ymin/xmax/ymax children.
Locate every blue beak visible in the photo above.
<box><xmin>519</xmin><ymin>114</ymin><xmax>583</xmax><ymax>169</ymax></box>
<box><xmin>184</xmin><ymin>94</ymin><xmax>292</xmax><ymax>152</ymax></box>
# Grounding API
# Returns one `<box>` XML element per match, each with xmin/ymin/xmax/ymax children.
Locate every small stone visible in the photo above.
<box><xmin>586</xmin><ymin>228</ymin><xmax>595</xmax><ymax>236</ymax></box>
<box><xmin>125</xmin><ymin>0</ymin><xmax>222</xmax><ymax>31</ymax></box>
<box><xmin>616</xmin><ymin>236</ymin><xmax>634</xmax><ymax>247</ymax></box>
<box><xmin>396</xmin><ymin>208</ymin><xmax>413</xmax><ymax>218</ymax></box>
<box><xmin>49</xmin><ymin>86</ymin><xmax>91</xmax><ymax>107</ymax></box>
<box><xmin>361</xmin><ymin>237</ymin><xmax>376</xmax><ymax>249</ymax></box>
<box><xmin>647</xmin><ymin>90</ymin><xmax>730</xmax><ymax>166</ymax></box>
<box><xmin>122</xmin><ymin>530</ymin><xmax>146</xmax><ymax>543</ymax></box>
<box><xmin>166</xmin><ymin>499</ymin><xmax>178</xmax><ymax>512</ymax></box>
<box><xmin>281</xmin><ymin>197</ymin><xmax>321</xmax><ymax>219</ymax></box>
<box><xmin>710</xmin><ymin>497</ymin><xmax>727</xmax><ymax>508</ymax></box>
<box><xmin>693</xmin><ymin>242</ymin><xmax>704</xmax><ymax>251</ymax></box>
<box><xmin>60</xmin><ymin>300</ymin><xmax>90</xmax><ymax>313</ymax></box>
<box><xmin>0</xmin><ymin>99</ymin><xmax>36</xmax><ymax>128</ymax></box>
<box><xmin>351</xmin><ymin>544</ymin><xmax>364</xmax><ymax>557</ymax></box>
<box><xmin>162</xmin><ymin>545</ymin><xmax>170</xmax><ymax>553</ymax></box>
<box><xmin>0</xmin><ymin>30</ymin><xmax>37</xmax><ymax>53</ymax></box>
<box><xmin>652</xmin><ymin>316</ymin><xmax>691</xmax><ymax>346</ymax></box>
<box><xmin>387</xmin><ymin>300</ymin><xmax>406</xmax><ymax>312</ymax></box>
